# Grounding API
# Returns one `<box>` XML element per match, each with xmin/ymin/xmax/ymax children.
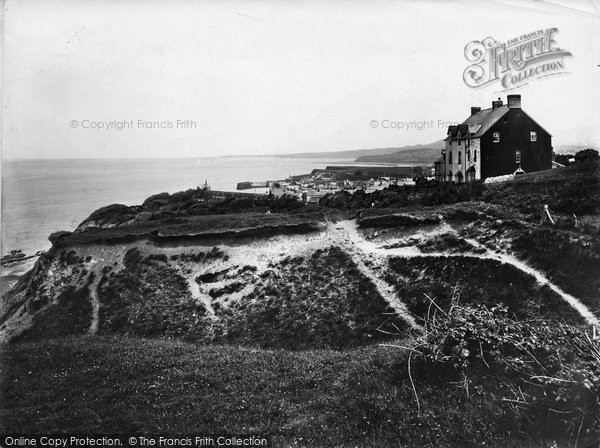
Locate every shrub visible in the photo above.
<box><xmin>574</xmin><ymin>148</ymin><xmax>599</xmax><ymax>164</ymax></box>
<box><xmin>421</xmin><ymin>181</ymin><xmax>484</xmax><ymax>206</ymax></box>
<box><xmin>553</xmin><ymin>177</ymin><xmax>599</xmax><ymax>215</ymax></box>
<box><xmin>146</xmin><ymin>253</ymin><xmax>168</xmax><ymax>263</ymax></box>
<box><xmin>123</xmin><ymin>247</ymin><xmax>143</xmax><ymax>270</ymax></box>
<box><xmin>554</xmin><ymin>153</ymin><xmax>572</xmax><ymax>166</ymax></box>
<box><xmin>269</xmin><ymin>194</ymin><xmax>303</xmax><ymax>211</ymax></box>
<box><xmin>83</xmin><ymin>203</ymin><xmax>136</xmax><ymax>225</ymax></box>
<box><xmin>59</xmin><ymin>250</ymin><xmax>80</xmax><ymax>265</ymax></box>
<box><xmin>408</xmin><ymin>303</ymin><xmax>600</xmax><ymax>444</ymax></box>
<box><xmin>15</xmin><ymin>286</ymin><xmax>93</xmax><ymax>341</ymax></box>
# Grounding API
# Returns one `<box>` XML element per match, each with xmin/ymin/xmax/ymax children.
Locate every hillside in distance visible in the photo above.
<box><xmin>355</xmin><ymin>142</ymin><xmax>443</xmax><ymax>164</ymax></box>
<box><xmin>354</xmin><ymin>142</ymin><xmax>595</xmax><ymax>164</ymax></box>
<box><xmin>276</xmin><ymin>141</ymin><xmax>592</xmax><ymax>165</ymax></box>
<box><xmin>276</xmin><ymin>140</ymin><xmax>445</xmax><ymax>161</ymax></box>
<box><xmin>554</xmin><ymin>143</ymin><xmax>594</xmax><ymax>154</ymax></box>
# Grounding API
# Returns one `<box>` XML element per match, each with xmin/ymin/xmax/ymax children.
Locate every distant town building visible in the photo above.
<box><xmin>435</xmin><ymin>94</ymin><xmax>552</xmax><ymax>182</ymax></box>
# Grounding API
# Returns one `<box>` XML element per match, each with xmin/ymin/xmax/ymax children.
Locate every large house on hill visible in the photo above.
<box><xmin>435</xmin><ymin>94</ymin><xmax>552</xmax><ymax>182</ymax></box>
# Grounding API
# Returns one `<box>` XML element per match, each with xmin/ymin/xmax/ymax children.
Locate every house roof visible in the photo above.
<box><xmin>445</xmin><ymin>123</ymin><xmax>470</xmax><ymax>141</ymax></box>
<box><xmin>445</xmin><ymin>99</ymin><xmax>554</xmax><ymax>141</ymax></box>
<box><xmin>459</xmin><ymin>104</ymin><xmax>553</xmax><ymax>138</ymax></box>
<box><xmin>462</xmin><ymin>105</ymin><xmax>510</xmax><ymax>138</ymax></box>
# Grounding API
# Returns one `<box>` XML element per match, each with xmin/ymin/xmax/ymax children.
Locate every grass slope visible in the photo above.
<box><xmin>216</xmin><ymin>247</ymin><xmax>408</xmax><ymax>349</ymax></box>
<box><xmin>385</xmin><ymin>255</ymin><xmax>581</xmax><ymax>323</ymax></box>
<box><xmin>2</xmin><ymin>331</ymin><xmax>597</xmax><ymax>447</ymax></box>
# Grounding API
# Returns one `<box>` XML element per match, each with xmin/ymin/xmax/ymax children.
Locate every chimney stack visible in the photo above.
<box><xmin>507</xmin><ymin>94</ymin><xmax>521</xmax><ymax>109</ymax></box>
<box><xmin>471</xmin><ymin>106</ymin><xmax>481</xmax><ymax>115</ymax></box>
<box><xmin>492</xmin><ymin>97</ymin><xmax>503</xmax><ymax>109</ymax></box>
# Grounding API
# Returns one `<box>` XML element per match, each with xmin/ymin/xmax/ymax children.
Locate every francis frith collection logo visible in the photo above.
<box><xmin>463</xmin><ymin>27</ymin><xmax>572</xmax><ymax>91</ymax></box>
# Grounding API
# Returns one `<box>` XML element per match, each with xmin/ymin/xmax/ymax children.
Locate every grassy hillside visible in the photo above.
<box><xmin>355</xmin><ymin>145</ymin><xmax>443</xmax><ymax>164</ymax></box>
<box><xmin>10</xmin><ymin>245</ymin><xmax>406</xmax><ymax>349</ymax></box>
<box><xmin>273</xmin><ymin>140</ymin><xmax>445</xmax><ymax>160</ymax></box>
<box><xmin>216</xmin><ymin>247</ymin><xmax>408</xmax><ymax>349</ymax></box>
<box><xmin>385</xmin><ymin>255</ymin><xmax>581</xmax><ymax>323</ymax></box>
<box><xmin>2</xmin><ymin>314</ymin><xmax>598</xmax><ymax>447</ymax></box>
<box><xmin>2</xmin><ymin>162</ymin><xmax>599</xmax><ymax>447</ymax></box>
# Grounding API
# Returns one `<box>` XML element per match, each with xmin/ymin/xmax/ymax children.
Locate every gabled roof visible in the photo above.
<box><xmin>444</xmin><ymin>125</ymin><xmax>456</xmax><ymax>141</ymax></box>
<box><xmin>463</xmin><ymin>105</ymin><xmax>509</xmax><ymax>138</ymax></box>
<box><xmin>460</xmin><ymin>104</ymin><xmax>553</xmax><ymax>138</ymax></box>
<box><xmin>445</xmin><ymin>123</ymin><xmax>470</xmax><ymax>141</ymax></box>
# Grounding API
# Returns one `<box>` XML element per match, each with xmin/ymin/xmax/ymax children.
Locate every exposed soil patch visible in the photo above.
<box><xmin>416</xmin><ymin>233</ymin><xmax>484</xmax><ymax>254</ymax></box>
<box><xmin>359</xmin><ymin>213</ymin><xmax>441</xmax><ymax>229</ymax></box>
<box><xmin>196</xmin><ymin>267</ymin><xmax>232</xmax><ymax>284</ymax></box>
<box><xmin>208</xmin><ymin>282</ymin><xmax>246</xmax><ymax>299</ymax></box>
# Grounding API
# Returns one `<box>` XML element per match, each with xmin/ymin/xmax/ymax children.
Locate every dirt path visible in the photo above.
<box><xmin>53</xmin><ymin>217</ymin><xmax>600</xmax><ymax>336</ymax></box>
<box><xmin>185</xmin><ymin>272</ymin><xmax>216</xmax><ymax>318</ymax></box>
<box><xmin>443</xmin><ymin>218</ymin><xmax>598</xmax><ymax>326</ymax></box>
<box><xmin>323</xmin><ymin>220</ymin><xmax>422</xmax><ymax>330</ymax></box>
<box><xmin>199</xmin><ymin>218</ymin><xmax>599</xmax><ymax>329</ymax></box>
<box><xmin>88</xmin><ymin>269</ymin><xmax>101</xmax><ymax>334</ymax></box>
<box><xmin>334</xmin><ymin>218</ymin><xmax>599</xmax><ymax>326</ymax></box>
<box><xmin>461</xmin><ymin>235</ymin><xmax>600</xmax><ymax>326</ymax></box>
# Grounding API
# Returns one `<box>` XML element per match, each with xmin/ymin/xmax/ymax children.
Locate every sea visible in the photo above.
<box><xmin>1</xmin><ymin>157</ymin><xmax>360</xmax><ymax>259</ymax></box>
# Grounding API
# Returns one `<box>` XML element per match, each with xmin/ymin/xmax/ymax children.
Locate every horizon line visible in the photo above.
<box><xmin>1</xmin><ymin>140</ymin><xmax>592</xmax><ymax>162</ymax></box>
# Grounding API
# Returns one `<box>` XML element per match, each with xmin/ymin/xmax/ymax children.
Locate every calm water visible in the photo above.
<box><xmin>1</xmin><ymin>157</ymin><xmax>353</xmax><ymax>257</ymax></box>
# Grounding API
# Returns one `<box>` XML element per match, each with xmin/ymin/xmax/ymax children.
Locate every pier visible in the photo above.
<box><xmin>236</xmin><ymin>181</ymin><xmax>270</xmax><ymax>190</ymax></box>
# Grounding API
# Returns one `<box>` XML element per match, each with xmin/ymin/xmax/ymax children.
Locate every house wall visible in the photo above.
<box><xmin>444</xmin><ymin>140</ymin><xmax>457</xmax><ymax>181</ymax></box>
<box><xmin>465</xmin><ymin>138</ymin><xmax>481</xmax><ymax>180</ymax></box>
<box><xmin>444</xmin><ymin>138</ymin><xmax>481</xmax><ymax>182</ymax></box>
<box><xmin>480</xmin><ymin>109</ymin><xmax>552</xmax><ymax>179</ymax></box>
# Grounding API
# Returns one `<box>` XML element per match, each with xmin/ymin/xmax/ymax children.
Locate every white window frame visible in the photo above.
<box><xmin>516</xmin><ymin>150</ymin><xmax>521</xmax><ymax>164</ymax></box>
<box><xmin>530</xmin><ymin>131</ymin><xmax>537</xmax><ymax>142</ymax></box>
<box><xmin>493</xmin><ymin>132</ymin><xmax>500</xmax><ymax>143</ymax></box>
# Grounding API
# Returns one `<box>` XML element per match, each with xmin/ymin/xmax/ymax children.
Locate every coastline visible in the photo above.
<box><xmin>0</xmin><ymin>256</ymin><xmax>38</xmax><ymax>296</ymax></box>
<box><xmin>0</xmin><ymin>156</ymin><xmax>430</xmax><ymax>299</ymax></box>
<box><xmin>1</xmin><ymin>157</ymin><xmax>415</xmax><ymax>259</ymax></box>
<box><xmin>1</xmin><ymin>157</ymin><xmax>356</xmax><ymax>259</ymax></box>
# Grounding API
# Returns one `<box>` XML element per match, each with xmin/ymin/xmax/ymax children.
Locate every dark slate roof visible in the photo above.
<box><xmin>445</xmin><ymin>124</ymin><xmax>470</xmax><ymax>141</ymax></box>
<box><xmin>445</xmin><ymin>123</ymin><xmax>471</xmax><ymax>140</ymax></box>
<box><xmin>460</xmin><ymin>104</ymin><xmax>552</xmax><ymax>138</ymax></box>
<box><xmin>445</xmin><ymin>125</ymin><xmax>457</xmax><ymax>139</ymax></box>
<box><xmin>463</xmin><ymin>105</ymin><xmax>509</xmax><ymax>138</ymax></box>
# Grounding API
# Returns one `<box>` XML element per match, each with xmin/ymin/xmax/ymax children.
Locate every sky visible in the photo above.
<box><xmin>2</xmin><ymin>0</ymin><xmax>600</xmax><ymax>159</ymax></box>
